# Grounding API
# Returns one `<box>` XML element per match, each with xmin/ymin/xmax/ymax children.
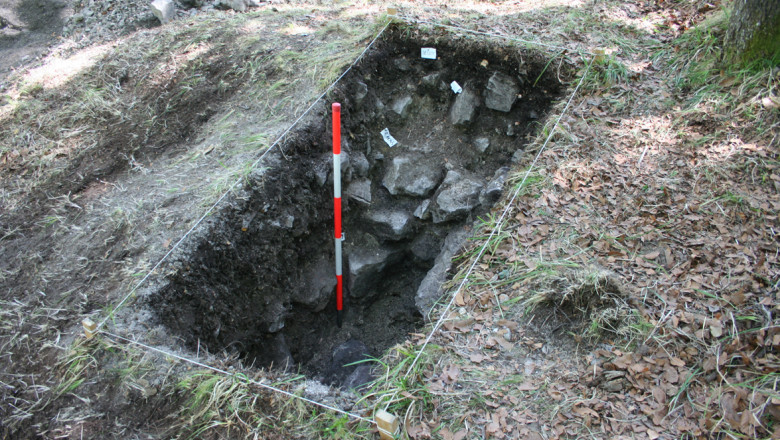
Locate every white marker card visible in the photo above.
<box><xmin>421</xmin><ymin>48</ymin><xmax>437</xmax><ymax>59</ymax></box>
<box><xmin>380</xmin><ymin>128</ymin><xmax>398</xmax><ymax>147</ymax></box>
<box><xmin>450</xmin><ymin>81</ymin><xmax>463</xmax><ymax>94</ymax></box>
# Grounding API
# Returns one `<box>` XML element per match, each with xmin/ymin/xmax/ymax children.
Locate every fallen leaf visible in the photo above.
<box><xmin>710</xmin><ymin>322</ymin><xmax>723</xmax><ymax>338</ymax></box>
<box><xmin>442</xmin><ymin>365</ymin><xmax>460</xmax><ymax>384</ymax></box>
<box><xmin>572</xmin><ymin>405</ymin><xmax>600</xmax><ymax>419</ymax></box>
<box><xmin>517</xmin><ymin>381</ymin><xmax>538</xmax><ymax>391</ymax></box>
<box><xmin>643</xmin><ymin>250</ymin><xmax>660</xmax><ymax>260</ymax></box>
<box><xmin>470</xmin><ymin>353</ymin><xmax>486</xmax><ymax>364</ymax></box>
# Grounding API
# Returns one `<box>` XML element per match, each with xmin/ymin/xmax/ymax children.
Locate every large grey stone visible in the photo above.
<box><xmin>415</xmin><ymin>229</ymin><xmax>470</xmax><ymax>313</ymax></box>
<box><xmin>449</xmin><ymin>88</ymin><xmax>480</xmax><ymax>126</ymax></box>
<box><xmin>432</xmin><ymin>170</ymin><xmax>484</xmax><ymax>223</ymax></box>
<box><xmin>292</xmin><ymin>257</ymin><xmax>336</xmax><ymax>312</ymax></box>
<box><xmin>150</xmin><ymin>0</ymin><xmax>175</xmax><ymax>24</ymax></box>
<box><xmin>365</xmin><ymin>209</ymin><xmax>414</xmax><ymax>241</ymax></box>
<box><xmin>485</xmin><ymin>72</ymin><xmax>519</xmax><ymax>112</ymax></box>
<box><xmin>382</xmin><ymin>155</ymin><xmax>443</xmax><ymax>197</ymax></box>
<box><xmin>346</xmin><ymin>178</ymin><xmax>371</xmax><ymax>206</ymax></box>
<box><xmin>421</xmin><ymin>72</ymin><xmax>447</xmax><ymax>93</ymax></box>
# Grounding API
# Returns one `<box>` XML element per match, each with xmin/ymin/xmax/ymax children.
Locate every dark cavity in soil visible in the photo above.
<box><xmin>148</xmin><ymin>28</ymin><xmax>567</xmax><ymax>387</ymax></box>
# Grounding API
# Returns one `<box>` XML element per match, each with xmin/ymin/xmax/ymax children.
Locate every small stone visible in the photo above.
<box><xmin>390</xmin><ymin>95</ymin><xmax>413</xmax><ymax>117</ymax></box>
<box><xmin>328</xmin><ymin>340</ymin><xmax>371</xmax><ymax>385</ymax></box>
<box><xmin>394</xmin><ymin>58</ymin><xmax>412</xmax><ymax>71</ymax></box>
<box><xmin>413</xmin><ymin>199</ymin><xmax>431</xmax><ymax>220</ymax></box>
<box><xmin>365</xmin><ymin>209</ymin><xmax>413</xmax><ymax>240</ymax></box>
<box><xmin>479</xmin><ymin>166</ymin><xmax>509</xmax><ymax>205</ymax></box>
<box><xmin>498</xmin><ymin>293</ymin><xmax>509</xmax><ymax>302</ymax></box>
<box><xmin>473</xmin><ymin>137</ymin><xmax>490</xmax><ymax>153</ymax></box>
<box><xmin>353</xmin><ymin>81</ymin><xmax>368</xmax><ymax>103</ymax></box>
<box><xmin>449</xmin><ymin>88</ymin><xmax>480</xmax><ymax>126</ymax></box>
<box><xmin>351</xmin><ymin>151</ymin><xmax>369</xmax><ymax>177</ymax></box>
<box><xmin>344</xmin><ymin>364</ymin><xmax>374</xmax><ymax>391</ymax></box>
<box><xmin>528</xmin><ymin>109</ymin><xmax>539</xmax><ymax>120</ymax></box>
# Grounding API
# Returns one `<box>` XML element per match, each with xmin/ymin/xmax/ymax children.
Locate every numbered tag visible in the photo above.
<box><xmin>450</xmin><ymin>81</ymin><xmax>463</xmax><ymax>94</ymax></box>
<box><xmin>421</xmin><ymin>48</ymin><xmax>437</xmax><ymax>59</ymax></box>
<box><xmin>380</xmin><ymin>128</ymin><xmax>398</xmax><ymax>147</ymax></box>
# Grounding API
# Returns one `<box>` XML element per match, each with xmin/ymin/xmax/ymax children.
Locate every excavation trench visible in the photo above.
<box><xmin>149</xmin><ymin>29</ymin><xmax>567</xmax><ymax>387</ymax></box>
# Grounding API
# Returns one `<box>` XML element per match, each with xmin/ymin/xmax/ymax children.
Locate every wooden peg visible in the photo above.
<box><xmin>387</xmin><ymin>7</ymin><xmax>398</xmax><ymax>16</ymax></box>
<box><xmin>82</xmin><ymin>318</ymin><xmax>97</xmax><ymax>339</ymax></box>
<box><xmin>375</xmin><ymin>409</ymin><xmax>399</xmax><ymax>440</ymax></box>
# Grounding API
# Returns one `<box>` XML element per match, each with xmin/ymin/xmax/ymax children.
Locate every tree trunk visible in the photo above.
<box><xmin>724</xmin><ymin>0</ymin><xmax>780</xmax><ymax>65</ymax></box>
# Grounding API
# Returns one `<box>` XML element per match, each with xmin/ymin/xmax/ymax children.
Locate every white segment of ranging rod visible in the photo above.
<box><xmin>334</xmin><ymin>144</ymin><xmax>342</xmax><ymax>278</ymax></box>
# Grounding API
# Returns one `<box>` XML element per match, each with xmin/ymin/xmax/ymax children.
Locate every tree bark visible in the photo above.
<box><xmin>724</xmin><ymin>0</ymin><xmax>780</xmax><ymax>65</ymax></box>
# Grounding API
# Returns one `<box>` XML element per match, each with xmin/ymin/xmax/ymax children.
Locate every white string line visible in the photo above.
<box><xmin>100</xmin><ymin>329</ymin><xmax>376</xmax><ymax>425</ymax></box>
<box><xmin>395</xmin><ymin>15</ymin><xmax>595</xmax><ymax>56</ymax></box>
<box><xmin>393</xmin><ymin>56</ymin><xmax>595</xmax><ymax>396</ymax></box>
<box><xmin>96</xmin><ymin>20</ymin><xmax>392</xmax><ymax>332</ymax></box>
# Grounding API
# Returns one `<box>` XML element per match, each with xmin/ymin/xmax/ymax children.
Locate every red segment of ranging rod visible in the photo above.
<box><xmin>332</xmin><ymin>102</ymin><xmax>343</xmax><ymax>327</ymax></box>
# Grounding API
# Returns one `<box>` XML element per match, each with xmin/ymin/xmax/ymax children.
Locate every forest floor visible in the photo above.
<box><xmin>0</xmin><ymin>0</ymin><xmax>777</xmax><ymax>439</ymax></box>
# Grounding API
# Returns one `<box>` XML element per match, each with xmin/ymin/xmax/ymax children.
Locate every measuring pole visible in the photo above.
<box><xmin>332</xmin><ymin>103</ymin><xmax>343</xmax><ymax>328</ymax></box>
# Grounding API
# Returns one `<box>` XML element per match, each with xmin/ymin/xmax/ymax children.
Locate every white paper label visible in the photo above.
<box><xmin>450</xmin><ymin>81</ymin><xmax>462</xmax><ymax>94</ymax></box>
<box><xmin>421</xmin><ymin>48</ymin><xmax>437</xmax><ymax>59</ymax></box>
<box><xmin>380</xmin><ymin>128</ymin><xmax>398</xmax><ymax>147</ymax></box>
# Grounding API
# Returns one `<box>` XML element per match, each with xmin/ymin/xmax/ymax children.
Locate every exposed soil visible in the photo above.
<box><xmin>147</xmin><ymin>29</ymin><xmax>566</xmax><ymax>385</ymax></box>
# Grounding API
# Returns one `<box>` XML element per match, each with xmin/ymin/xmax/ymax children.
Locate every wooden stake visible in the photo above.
<box><xmin>387</xmin><ymin>7</ymin><xmax>398</xmax><ymax>16</ymax></box>
<box><xmin>82</xmin><ymin>318</ymin><xmax>97</xmax><ymax>339</ymax></box>
<box><xmin>375</xmin><ymin>409</ymin><xmax>399</xmax><ymax>440</ymax></box>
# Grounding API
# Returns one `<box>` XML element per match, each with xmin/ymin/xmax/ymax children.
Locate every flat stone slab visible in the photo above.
<box><xmin>382</xmin><ymin>154</ymin><xmax>443</xmax><ymax>197</ymax></box>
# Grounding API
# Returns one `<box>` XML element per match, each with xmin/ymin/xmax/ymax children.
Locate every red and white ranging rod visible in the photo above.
<box><xmin>332</xmin><ymin>103</ymin><xmax>344</xmax><ymax>327</ymax></box>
